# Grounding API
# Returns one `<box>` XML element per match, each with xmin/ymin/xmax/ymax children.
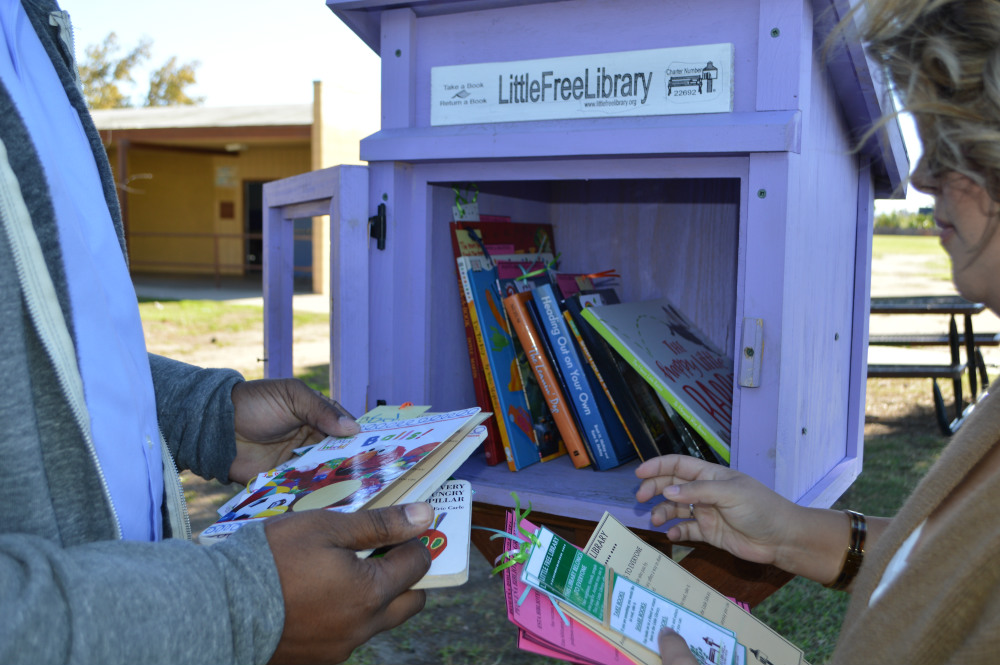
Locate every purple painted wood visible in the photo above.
<box><xmin>317</xmin><ymin>0</ymin><xmax>908</xmax><ymax>509</ymax></box>
<box><xmin>262</xmin><ymin>167</ymin><xmax>370</xmax><ymax>420</ymax></box>
<box><xmin>455</xmin><ymin>454</ymin><xmax>660</xmax><ymax>531</ymax></box>
<box><xmin>360</xmin><ymin>111</ymin><xmax>802</xmax><ymax>163</ymax></box>
<box><xmin>736</xmin><ymin>153</ymin><xmax>787</xmax><ymax>492</ymax></box>
<box><xmin>331</xmin><ymin>0</ymin><xmax>906</xmax><ymax>192</ymax></box>
<box><xmin>262</xmin><ymin>184</ymin><xmax>296</xmax><ymax>380</ymax></box>
<box><xmin>329</xmin><ymin>166</ymin><xmax>370</xmax><ymax>417</ymax></box>
<box><xmin>756</xmin><ymin>0</ymin><xmax>807</xmax><ymax>112</ymax></box>
<box><xmin>381</xmin><ymin>9</ymin><xmax>416</xmax><ymax>129</ymax></box>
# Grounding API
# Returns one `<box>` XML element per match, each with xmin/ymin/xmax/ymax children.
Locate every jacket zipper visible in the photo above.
<box><xmin>0</xmin><ymin>137</ymin><xmax>122</xmax><ymax>539</ymax></box>
<box><xmin>159</xmin><ymin>426</ymin><xmax>193</xmax><ymax>541</ymax></box>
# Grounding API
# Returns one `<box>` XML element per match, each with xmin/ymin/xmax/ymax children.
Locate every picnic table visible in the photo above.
<box><xmin>868</xmin><ymin>295</ymin><xmax>998</xmax><ymax>434</ymax></box>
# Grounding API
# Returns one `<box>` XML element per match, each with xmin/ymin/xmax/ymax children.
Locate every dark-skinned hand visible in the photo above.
<box><xmin>229</xmin><ymin>378</ymin><xmax>360</xmax><ymax>485</ymax></box>
<box><xmin>265</xmin><ymin>502</ymin><xmax>434</xmax><ymax>664</ymax></box>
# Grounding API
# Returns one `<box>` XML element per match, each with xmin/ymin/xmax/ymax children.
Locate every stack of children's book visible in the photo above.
<box><xmin>199</xmin><ymin>404</ymin><xmax>489</xmax><ymax>589</ymax></box>
<box><xmin>451</xmin><ymin>218</ymin><xmax>734</xmax><ymax>473</ymax></box>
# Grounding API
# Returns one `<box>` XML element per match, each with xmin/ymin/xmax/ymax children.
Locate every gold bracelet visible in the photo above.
<box><xmin>824</xmin><ymin>510</ymin><xmax>866</xmax><ymax>591</ymax></box>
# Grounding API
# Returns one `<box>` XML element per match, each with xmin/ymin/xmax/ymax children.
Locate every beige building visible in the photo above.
<box><xmin>93</xmin><ymin>82</ymin><xmax>371</xmax><ymax>294</ymax></box>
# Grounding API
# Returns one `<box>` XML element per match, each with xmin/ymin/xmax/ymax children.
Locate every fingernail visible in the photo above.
<box><xmin>404</xmin><ymin>502</ymin><xmax>433</xmax><ymax>526</ymax></box>
<box><xmin>339</xmin><ymin>416</ymin><xmax>361</xmax><ymax>432</ymax></box>
<box><xmin>665</xmin><ymin>485</ymin><xmax>681</xmax><ymax>496</ymax></box>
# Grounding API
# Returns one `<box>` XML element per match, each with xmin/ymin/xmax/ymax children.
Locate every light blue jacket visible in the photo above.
<box><xmin>0</xmin><ymin>1</ymin><xmax>284</xmax><ymax>662</ymax></box>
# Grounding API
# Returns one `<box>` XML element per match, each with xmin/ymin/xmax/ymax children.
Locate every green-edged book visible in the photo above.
<box><xmin>580</xmin><ymin>298</ymin><xmax>733</xmax><ymax>464</ymax></box>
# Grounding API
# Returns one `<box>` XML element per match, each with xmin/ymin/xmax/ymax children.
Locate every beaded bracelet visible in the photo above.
<box><xmin>824</xmin><ymin>510</ymin><xmax>867</xmax><ymax>591</ymax></box>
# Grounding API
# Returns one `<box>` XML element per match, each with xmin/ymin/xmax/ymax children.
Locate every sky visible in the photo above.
<box><xmin>58</xmin><ymin>0</ymin><xmax>931</xmax><ymax>214</ymax></box>
<box><xmin>59</xmin><ymin>0</ymin><xmax>381</xmax><ymax>124</ymax></box>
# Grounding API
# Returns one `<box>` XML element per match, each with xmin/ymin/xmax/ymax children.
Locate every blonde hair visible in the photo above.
<box><xmin>860</xmin><ymin>0</ymin><xmax>1000</xmax><ymax>200</ymax></box>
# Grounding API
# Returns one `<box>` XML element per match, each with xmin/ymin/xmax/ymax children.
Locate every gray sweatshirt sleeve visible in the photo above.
<box><xmin>148</xmin><ymin>353</ymin><xmax>244</xmax><ymax>482</ymax></box>
<box><xmin>0</xmin><ymin>521</ymin><xmax>285</xmax><ymax>664</ymax></box>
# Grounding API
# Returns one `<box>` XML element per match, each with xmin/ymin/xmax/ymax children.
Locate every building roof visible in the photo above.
<box><xmin>91</xmin><ymin>104</ymin><xmax>312</xmax><ymax>131</ymax></box>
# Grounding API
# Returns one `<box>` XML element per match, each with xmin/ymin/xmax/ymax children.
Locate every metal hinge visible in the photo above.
<box><xmin>739</xmin><ymin>317</ymin><xmax>763</xmax><ymax>387</ymax></box>
<box><xmin>369</xmin><ymin>202</ymin><xmax>386</xmax><ymax>250</ymax></box>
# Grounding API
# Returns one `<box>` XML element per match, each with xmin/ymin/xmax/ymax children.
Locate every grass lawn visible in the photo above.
<box><xmin>871</xmin><ymin>233</ymin><xmax>943</xmax><ymax>258</ymax></box>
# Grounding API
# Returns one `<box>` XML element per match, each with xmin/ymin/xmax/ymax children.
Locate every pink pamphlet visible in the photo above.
<box><xmin>501</xmin><ymin>512</ymin><xmax>635</xmax><ymax>665</ymax></box>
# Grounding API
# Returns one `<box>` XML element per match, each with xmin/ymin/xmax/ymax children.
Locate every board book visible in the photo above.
<box><xmin>199</xmin><ymin>408</ymin><xmax>488</xmax><ymax>544</ymax></box>
<box><xmin>412</xmin><ymin>478</ymin><xmax>473</xmax><ymax>589</ymax></box>
<box><xmin>580</xmin><ymin>298</ymin><xmax>734</xmax><ymax>464</ymax></box>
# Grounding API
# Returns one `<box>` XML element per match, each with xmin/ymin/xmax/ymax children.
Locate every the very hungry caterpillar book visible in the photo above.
<box><xmin>199</xmin><ymin>408</ymin><xmax>488</xmax><ymax>544</ymax></box>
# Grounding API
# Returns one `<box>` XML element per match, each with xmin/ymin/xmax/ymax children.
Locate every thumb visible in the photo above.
<box><xmin>658</xmin><ymin>628</ymin><xmax>699</xmax><ymax>665</ymax></box>
<box><xmin>319</xmin><ymin>503</ymin><xmax>435</xmax><ymax>551</ymax></box>
<box><xmin>289</xmin><ymin>382</ymin><xmax>361</xmax><ymax>438</ymax></box>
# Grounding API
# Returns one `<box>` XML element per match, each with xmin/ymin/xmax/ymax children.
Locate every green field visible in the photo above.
<box><xmin>871</xmin><ymin>233</ymin><xmax>943</xmax><ymax>258</ymax></box>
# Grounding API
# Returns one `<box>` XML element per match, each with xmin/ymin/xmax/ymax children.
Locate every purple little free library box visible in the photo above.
<box><xmin>263</xmin><ymin>0</ymin><xmax>907</xmax><ymax>527</ymax></box>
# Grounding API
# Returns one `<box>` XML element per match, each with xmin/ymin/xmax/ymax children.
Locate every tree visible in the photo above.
<box><xmin>78</xmin><ymin>32</ymin><xmax>203</xmax><ymax>109</ymax></box>
<box><xmin>146</xmin><ymin>56</ymin><xmax>205</xmax><ymax>107</ymax></box>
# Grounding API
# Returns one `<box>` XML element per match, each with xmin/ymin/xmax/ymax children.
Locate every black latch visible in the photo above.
<box><xmin>369</xmin><ymin>202</ymin><xmax>386</xmax><ymax>250</ymax></box>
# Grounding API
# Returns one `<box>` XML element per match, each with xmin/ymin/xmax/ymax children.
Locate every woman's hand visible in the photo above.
<box><xmin>635</xmin><ymin>455</ymin><xmax>848</xmax><ymax>581</ymax></box>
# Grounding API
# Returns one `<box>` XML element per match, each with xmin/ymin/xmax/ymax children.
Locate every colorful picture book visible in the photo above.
<box><xmin>581</xmin><ymin>298</ymin><xmax>734</xmax><ymax>464</ymax></box>
<box><xmin>466</xmin><ymin>268</ymin><xmax>543</xmax><ymax>471</ymax></box>
<box><xmin>412</xmin><ymin>478</ymin><xmax>473</xmax><ymax>589</ymax></box>
<box><xmin>456</xmin><ymin>252</ymin><xmax>558</xmax><ymax>470</ymax></box>
<box><xmin>198</xmin><ymin>408</ymin><xmax>488</xmax><ymax>544</ymax></box>
<box><xmin>496</xmin><ymin>259</ymin><xmax>565</xmax><ymax>464</ymax></box>
<box><xmin>449</xmin><ymin>221</ymin><xmax>556</xmax><ymax>466</ymax></box>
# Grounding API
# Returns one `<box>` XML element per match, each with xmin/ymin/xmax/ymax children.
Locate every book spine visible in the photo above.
<box><xmin>503</xmin><ymin>293</ymin><xmax>591</xmax><ymax>469</ymax></box>
<box><xmin>580</xmin><ymin>308</ymin><xmax>731</xmax><ymax>464</ymax></box>
<box><xmin>468</xmin><ymin>286</ymin><xmax>520</xmax><ymax>472</ymax></box>
<box><xmin>469</xmin><ymin>270</ymin><xmax>541</xmax><ymax>471</ymax></box>
<box><xmin>452</xmin><ymin>249</ymin><xmax>504</xmax><ymax>466</ymax></box>
<box><xmin>531</xmin><ymin>284</ymin><xmax>618</xmax><ymax>470</ymax></box>
<box><xmin>460</xmin><ymin>293</ymin><xmax>504</xmax><ymax>466</ymax></box>
<box><xmin>563</xmin><ymin>309</ymin><xmax>649</xmax><ymax>462</ymax></box>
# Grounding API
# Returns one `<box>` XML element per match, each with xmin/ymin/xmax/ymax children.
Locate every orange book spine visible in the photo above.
<box><xmin>503</xmin><ymin>292</ymin><xmax>591</xmax><ymax>469</ymax></box>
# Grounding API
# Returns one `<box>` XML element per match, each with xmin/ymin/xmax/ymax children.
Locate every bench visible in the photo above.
<box><xmin>868</xmin><ymin>295</ymin><xmax>995</xmax><ymax>435</ymax></box>
<box><xmin>868</xmin><ymin>332</ymin><xmax>1000</xmax><ymax>347</ymax></box>
<box><xmin>667</xmin><ymin>75</ymin><xmax>703</xmax><ymax>95</ymax></box>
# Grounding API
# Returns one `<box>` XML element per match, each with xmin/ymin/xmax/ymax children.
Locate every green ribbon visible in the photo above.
<box><xmin>471</xmin><ymin>493</ymin><xmax>572</xmax><ymax>626</ymax></box>
<box><xmin>453</xmin><ymin>184</ymin><xmax>479</xmax><ymax>218</ymax></box>
<box><xmin>473</xmin><ymin>493</ymin><xmax>541</xmax><ymax>575</ymax></box>
<box><xmin>513</xmin><ymin>253</ymin><xmax>561</xmax><ymax>282</ymax></box>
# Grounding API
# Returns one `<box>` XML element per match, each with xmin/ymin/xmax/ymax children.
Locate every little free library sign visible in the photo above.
<box><xmin>430</xmin><ymin>44</ymin><xmax>734</xmax><ymax>126</ymax></box>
